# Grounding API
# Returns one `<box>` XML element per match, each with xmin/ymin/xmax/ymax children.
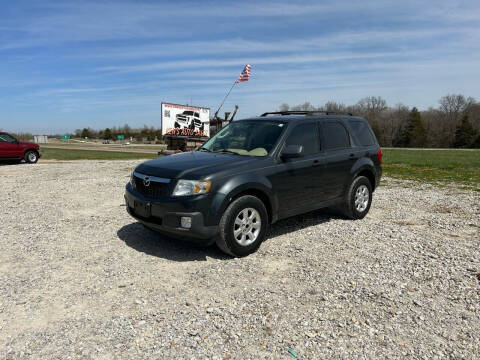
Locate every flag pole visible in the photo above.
<box><xmin>214</xmin><ymin>80</ymin><xmax>237</xmax><ymax>119</ymax></box>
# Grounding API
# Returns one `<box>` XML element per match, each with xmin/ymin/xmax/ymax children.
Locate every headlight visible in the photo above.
<box><xmin>130</xmin><ymin>172</ymin><xmax>136</xmax><ymax>188</ymax></box>
<box><xmin>172</xmin><ymin>179</ymin><xmax>211</xmax><ymax>196</ymax></box>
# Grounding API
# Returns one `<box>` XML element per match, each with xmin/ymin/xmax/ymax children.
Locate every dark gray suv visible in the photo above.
<box><xmin>125</xmin><ymin>111</ymin><xmax>382</xmax><ymax>257</ymax></box>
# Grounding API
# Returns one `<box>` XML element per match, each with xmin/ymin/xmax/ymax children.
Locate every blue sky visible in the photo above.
<box><xmin>0</xmin><ymin>0</ymin><xmax>479</xmax><ymax>134</ymax></box>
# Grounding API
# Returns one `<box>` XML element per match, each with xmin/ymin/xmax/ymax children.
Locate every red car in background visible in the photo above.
<box><xmin>0</xmin><ymin>132</ymin><xmax>42</xmax><ymax>163</ymax></box>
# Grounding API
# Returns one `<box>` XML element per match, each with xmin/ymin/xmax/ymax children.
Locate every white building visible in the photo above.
<box><xmin>33</xmin><ymin>135</ymin><xmax>49</xmax><ymax>144</ymax></box>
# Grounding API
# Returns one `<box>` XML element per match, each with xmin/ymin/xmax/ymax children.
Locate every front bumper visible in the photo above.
<box><xmin>124</xmin><ymin>185</ymin><xmax>218</xmax><ymax>243</ymax></box>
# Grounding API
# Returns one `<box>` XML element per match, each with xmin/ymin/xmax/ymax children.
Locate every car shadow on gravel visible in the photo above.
<box><xmin>0</xmin><ymin>160</ymin><xmax>23</xmax><ymax>166</ymax></box>
<box><xmin>118</xmin><ymin>208</ymin><xmax>341</xmax><ymax>261</ymax></box>
<box><xmin>117</xmin><ymin>222</ymin><xmax>229</xmax><ymax>261</ymax></box>
<box><xmin>267</xmin><ymin>208</ymin><xmax>340</xmax><ymax>239</ymax></box>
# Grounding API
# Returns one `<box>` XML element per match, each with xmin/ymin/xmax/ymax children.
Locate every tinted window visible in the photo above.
<box><xmin>323</xmin><ymin>122</ymin><xmax>350</xmax><ymax>150</ymax></box>
<box><xmin>0</xmin><ymin>134</ymin><xmax>16</xmax><ymax>143</ymax></box>
<box><xmin>349</xmin><ymin>120</ymin><xmax>375</xmax><ymax>146</ymax></box>
<box><xmin>285</xmin><ymin>123</ymin><xmax>319</xmax><ymax>156</ymax></box>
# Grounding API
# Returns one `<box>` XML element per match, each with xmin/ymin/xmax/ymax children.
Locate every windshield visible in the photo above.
<box><xmin>183</xmin><ymin>111</ymin><xmax>194</xmax><ymax>116</ymax></box>
<box><xmin>200</xmin><ymin>120</ymin><xmax>286</xmax><ymax>156</ymax></box>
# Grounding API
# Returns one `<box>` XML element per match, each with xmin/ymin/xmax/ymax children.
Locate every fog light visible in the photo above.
<box><xmin>181</xmin><ymin>216</ymin><xmax>192</xmax><ymax>229</ymax></box>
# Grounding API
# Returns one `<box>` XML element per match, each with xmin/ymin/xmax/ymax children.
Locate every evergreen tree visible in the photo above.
<box><xmin>80</xmin><ymin>128</ymin><xmax>91</xmax><ymax>139</ymax></box>
<box><xmin>453</xmin><ymin>115</ymin><xmax>477</xmax><ymax>148</ymax></box>
<box><xmin>399</xmin><ymin>107</ymin><xmax>426</xmax><ymax>147</ymax></box>
<box><xmin>472</xmin><ymin>135</ymin><xmax>480</xmax><ymax>149</ymax></box>
<box><xmin>103</xmin><ymin>128</ymin><xmax>113</xmax><ymax>140</ymax></box>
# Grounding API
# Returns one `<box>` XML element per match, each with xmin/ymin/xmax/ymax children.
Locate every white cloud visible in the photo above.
<box><xmin>96</xmin><ymin>51</ymin><xmax>412</xmax><ymax>73</ymax></box>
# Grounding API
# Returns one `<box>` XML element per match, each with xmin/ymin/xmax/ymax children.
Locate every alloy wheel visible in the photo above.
<box><xmin>233</xmin><ymin>208</ymin><xmax>261</xmax><ymax>246</ymax></box>
<box><xmin>355</xmin><ymin>184</ymin><xmax>369</xmax><ymax>212</ymax></box>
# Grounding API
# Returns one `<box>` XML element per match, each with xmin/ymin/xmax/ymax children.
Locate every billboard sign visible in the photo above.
<box><xmin>162</xmin><ymin>103</ymin><xmax>210</xmax><ymax>137</ymax></box>
<box><xmin>117</xmin><ymin>134</ymin><xmax>125</xmax><ymax>140</ymax></box>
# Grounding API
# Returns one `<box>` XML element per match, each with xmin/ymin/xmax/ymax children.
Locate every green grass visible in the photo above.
<box><xmin>45</xmin><ymin>142</ymin><xmax>167</xmax><ymax>151</ymax></box>
<box><xmin>40</xmin><ymin>147</ymin><xmax>479</xmax><ymax>190</ymax></box>
<box><xmin>41</xmin><ymin>148</ymin><xmax>158</xmax><ymax>160</ymax></box>
<box><xmin>382</xmin><ymin>148</ymin><xmax>480</xmax><ymax>190</ymax></box>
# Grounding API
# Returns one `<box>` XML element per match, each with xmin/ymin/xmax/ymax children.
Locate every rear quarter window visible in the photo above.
<box><xmin>348</xmin><ymin>120</ymin><xmax>375</xmax><ymax>146</ymax></box>
<box><xmin>322</xmin><ymin>122</ymin><xmax>350</xmax><ymax>150</ymax></box>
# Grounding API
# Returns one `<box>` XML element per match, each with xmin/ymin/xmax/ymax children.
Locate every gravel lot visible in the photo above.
<box><xmin>1</xmin><ymin>160</ymin><xmax>479</xmax><ymax>359</ymax></box>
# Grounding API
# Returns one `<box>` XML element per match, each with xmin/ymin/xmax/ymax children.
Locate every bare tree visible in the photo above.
<box><xmin>356</xmin><ymin>96</ymin><xmax>387</xmax><ymax>120</ymax></box>
<box><xmin>385</xmin><ymin>103</ymin><xmax>409</xmax><ymax>147</ymax></box>
<box><xmin>322</xmin><ymin>101</ymin><xmax>347</xmax><ymax>112</ymax></box>
<box><xmin>291</xmin><ymin>102</ymin><xmax>316</xmax><ymax>111</ymax></box>
<box><xmin>355</xmin><ymin>96</ymin><xmax>388</xmax><ymax>144</ymax></box>
<box><xmin>278</xmin><ymin>94</ymin><xmax>478</xmax><ymax>148</ymax></box>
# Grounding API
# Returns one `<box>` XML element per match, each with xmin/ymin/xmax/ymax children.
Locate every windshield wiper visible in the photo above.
<box><xmin>198</xmin><ymin>148</ymin><xmax>213</xmax><ymax>152</ymax></box>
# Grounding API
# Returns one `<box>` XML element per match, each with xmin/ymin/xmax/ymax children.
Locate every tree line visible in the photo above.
<box><xmin>279</xmin><ymin>94</ymin><xmax>480</xmax><ymax>148</ymax></box>
<box><xmin>2</xmin><ymin>125</ymin><xmax>164</xmax><ymax>143</ymax></box>
<box><xmin>5</xmin><ymin>93</ymin><xmax>479</xmax><ymax>148</ymax></box>
<box><xmin>74</xmin><ymin>125</ymin><xmax>163</xmax><ymax>142</ymax></box>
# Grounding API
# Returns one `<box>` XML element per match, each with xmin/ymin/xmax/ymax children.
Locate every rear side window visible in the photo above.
<box><xmin>348</xmin><ymin>120</ymin><xmax>375</xmax><ymax>146</ymax></box>
<box><xmin>322</xmin><ymin>122</ymin><xmax>350</xmax><ymax>150</ymax></box>
<box><xmin>285</xmin><ymin>123</ymin><xmax>319</xmax><ymax>156</ymax></box>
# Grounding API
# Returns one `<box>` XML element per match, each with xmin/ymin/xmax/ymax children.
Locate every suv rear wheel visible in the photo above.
<box><xmin>216</xmin><ymin>195</ymin><xmax>268</xmax><ymax>257</ymax></box>
<box><xmin>24</xmin><ymin>150</ymin><xmax>39</xmax><ymax>164</ymax></box>
<box><xmin>340</xmin><ymin>176</ymin><xmax>372</xmax><ymax>219</ymax></box>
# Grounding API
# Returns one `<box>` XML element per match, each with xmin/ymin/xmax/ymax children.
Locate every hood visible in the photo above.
<box><xmin>135</xmin><ymin>151</ymin><xmax>260</xmax><ymax>179</ymax></box>
<box><xmin>20</xmin><ymin>141</ymin><xmax>39</xmax><ymax>149</ymax></box>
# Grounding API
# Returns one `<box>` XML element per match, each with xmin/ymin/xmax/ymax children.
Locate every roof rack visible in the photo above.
<box><xmin>260</xmin><ymin>111</ymin><xmax>353</xmax><ymax>117</ymax></box>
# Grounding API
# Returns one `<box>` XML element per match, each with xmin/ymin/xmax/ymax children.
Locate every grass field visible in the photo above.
<box><xmin>42</xmin><ymin>148</ymin><xmax>157</xmax><ymax>160</ymax></box>
<box><xmin>40</xmin><ymin>147</ymin><xmax>479</xmax><ymax>190</ymax></box>
<box><xmin>382</xmin><ymin>148</ymin><xmax>480</xmax><ymax>190</ymax></box>
<box><xmin>44</xmin><ymin>142</ymin><xmax>167</xmax><ymax>152</ymax></box>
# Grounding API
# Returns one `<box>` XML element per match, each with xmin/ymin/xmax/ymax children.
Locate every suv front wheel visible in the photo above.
<box><xmin>340</xmin><ymin>176</ymin><xmax>372</xmax><ymax>219</ymax></box>
<box><xmin>24</xmin><ymin>150</ymin><xmax>39</xmax><ymax>164</ymax></box>
<box><xmin>216</xmin><ymin>195</ymin><xmax>268</xmax><ymax>257</ymax></box>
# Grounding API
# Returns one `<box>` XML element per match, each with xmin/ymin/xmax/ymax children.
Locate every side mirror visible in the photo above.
<box><xmin>281</xmin><ymin>144</ymin><xmax>303</xmax><ymax>159</ymax></box>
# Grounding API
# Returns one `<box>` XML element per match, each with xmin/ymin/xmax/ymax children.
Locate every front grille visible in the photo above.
<box><xmin>134</xmin><ymin>177</ymin><xmax>168</xmax><ymax>199</ymax></box>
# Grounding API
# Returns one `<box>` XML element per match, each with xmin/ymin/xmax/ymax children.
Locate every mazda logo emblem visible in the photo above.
<box><xmin>143</xmin><ymin>176</ymin><xmax>151</xmax><ymax>187</ymax></box>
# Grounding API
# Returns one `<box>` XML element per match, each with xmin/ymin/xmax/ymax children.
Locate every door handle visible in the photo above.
<box><xmin>313</xmin><ymin>159</ymin><xmax>321</xmax><ymax>167</ymax></box>
<box><xmin>349</xmin><ymin>153</ymin><xmax>356</xmax><ymax>158</ymax></box>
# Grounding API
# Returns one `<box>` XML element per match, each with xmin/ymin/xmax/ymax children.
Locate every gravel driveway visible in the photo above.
<box><xmin>1</xmin><ymin>160</ymin><xmax>479</xmax><ymax>359</ymax></box>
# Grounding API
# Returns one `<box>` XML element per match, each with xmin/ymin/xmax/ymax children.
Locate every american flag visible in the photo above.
<box><xmin>236</xmin><ymin>64</ymin><xmax>251</xmax><ymax>83</ymax></box>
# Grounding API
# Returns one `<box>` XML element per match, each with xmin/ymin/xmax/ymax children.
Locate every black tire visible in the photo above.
<box><xmin>339</xmin><ymin>176</ymin><xmax>372</xmax><ymax>219</ymax></box>
<box><xmin>24</xmin><ymin>150</ymin><xmax>39</xmax><ymax>164</ymax></box>
<box><xmin>216</xmin><ymin>195</ymin><xmax>269</xmax><ymax>257</ymax></box>
<box><xmin>174</xmin><ymin>122</ymin><xmax>180</xmax><ymax>128</ymax></box>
